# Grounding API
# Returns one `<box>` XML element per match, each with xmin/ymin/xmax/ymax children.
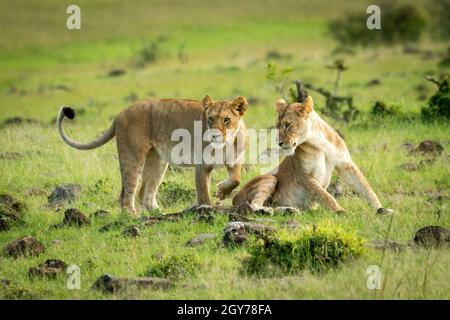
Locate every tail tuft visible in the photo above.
<box><xmin>62</xmin><ymin>106</ymin><xmax>75</xmax><ymax>120</ymax></box>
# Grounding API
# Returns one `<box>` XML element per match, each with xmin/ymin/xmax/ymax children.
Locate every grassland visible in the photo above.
<box><xmin>0</xmin><ymin>0</ymin><xmax>449</xmax><ymax>299</ymax></box>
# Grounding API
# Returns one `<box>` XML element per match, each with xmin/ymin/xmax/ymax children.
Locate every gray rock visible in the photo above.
<box><xmin>91</xmin><ymin>274</ymin><xmax>173</xmax><ymax>294</ymax></box>
<box><xmin>223</xmin><ymin>221</ymin><xmax>275</xmax><ymax>246</ymax></box>
<box><xmin>414</xmin><ymin>226</ymin><xmax>450</xmax><ymax>248</ymax></box>
<box><xmin>4</xmin><ymin>236</ymin><xmax>45</xmax><ymax>258</ymax></box>
<box><xmin>60</xmin><ymin>208</ymin><xmax>90</xmax><ymax>227</ymax></box>
<box><xmin>91</xmin><ymin>210</ymin><xmax>110</xmax><ymax>219</ymax></box>
<box><xmin>48</xmin><ymin>184</ymin><xmax>82</xmax><ymax>205</ymax></box>
<box><xmin>399</xmin><ymin>162</ymin><xmax>418</xmax><ymax>172</ymax></box>
<box><xmin>29</xmin><ymin>259</ymin><xmax>68</xmax><ymax>278</ymax></box>
<box><xmin>187</xmin><ymin>233</ymin><xmax>216</xmax><ymax>246</ymax></box>
<box><xmin>122</xmin><ymin>226</ymin><xmax>140</xmax><ymax>237</ymax></box>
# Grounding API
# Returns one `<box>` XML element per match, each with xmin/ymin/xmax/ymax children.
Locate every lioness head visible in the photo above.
<box><xmin>275</xmin><ymin>95</ymin><xmax>314</xmax><ymax>155</ymax></box>
<box><xmin>202</xmin><ymin>95</ymin><xmax>248</xmax><ymax>147</ymax></box>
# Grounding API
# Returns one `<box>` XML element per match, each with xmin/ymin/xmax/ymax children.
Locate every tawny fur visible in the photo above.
<box><xmin>233</xmin><ymin>95</ymin><xmax>391</xmax><ymax>214</ymax></box>
<box><xmin>57</xmin><ymin>96</ymin><xmax>248</xmax><ymax>217</ymax></box>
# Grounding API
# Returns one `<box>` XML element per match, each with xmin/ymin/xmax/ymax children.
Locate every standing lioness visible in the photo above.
<box><xmin>57</xmin><ymin>96</ymin><xmax>248</xmax><ymax>216</ymax></box>
<box><xmin>233</xmin><ymin>95</ymin><xmax>392</xmax><ymax>214</ymax></box>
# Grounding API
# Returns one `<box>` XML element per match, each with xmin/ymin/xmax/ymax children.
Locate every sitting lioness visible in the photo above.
<box><xmin>57</xmin><ymin>95</ymin><xmax>248</xmax><ymax>216</ymax></box>
<box><xmin>233</xmin><ymin>95</ymin><xmax>392</xmax><ymax>214</ymax></box>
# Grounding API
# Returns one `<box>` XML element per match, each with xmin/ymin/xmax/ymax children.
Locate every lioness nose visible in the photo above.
<box><xmin>278</xmin><ymin>142</ymin><xmax>283</xmax><ymax>147</ymax></box>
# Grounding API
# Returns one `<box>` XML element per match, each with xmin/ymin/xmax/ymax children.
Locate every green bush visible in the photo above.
<box><xmin>158</xmin><ymin>181</ymin><xmax>196</xmax><ymax>207</ymax></box>
<box><xmin>421</xmin><ymin>77</ymin><xmax>450</xmax><ymax>121</ymax></box>
<box><xmin>329</xmin><ymin>3</ymin><xmax>427</xmax><ymax>46</ymax></box>
<box><xmin>145</xmin><ymin>252</ymin><xmax>201</xmax><ymax>280</ymax></box>
<box><xmin>370</xmin><ymin>100</ymin><xmax>401</xmax><ymax>118</ymax></box>
<box><xmin>245</xmin><ymin>223</ymin><xmax>366</xmax><ymax>275</ymax></box>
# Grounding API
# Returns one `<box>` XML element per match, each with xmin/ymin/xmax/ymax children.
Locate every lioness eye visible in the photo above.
<box><xmin>224</xmin><ymin>117</ymin><xmax>231</xmax><ymax>125</ymax></box>
<box><xmin>284</xmin><ymin>122</ymin><xmax>291</xmax><ymax>129</ymax></box>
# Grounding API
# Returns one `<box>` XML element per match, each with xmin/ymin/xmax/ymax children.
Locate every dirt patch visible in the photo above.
<box><xmin>366</xmin><ymin>240</ymin><xmax>410</xmax><ymax>252</ymax></box>
<box><xmin>4</xmin><ymin>236</ymin><xmax>45</xmax><ymax>258</ymax></box>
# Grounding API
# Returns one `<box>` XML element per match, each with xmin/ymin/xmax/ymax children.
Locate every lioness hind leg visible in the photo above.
<box><xmin>139</xmin><ymin>150</ymin><xmax>168</xmax><ymax>212</ymax></box>
<box><xmin>232</xmin><ymin>174</ymin><xmax>277</xmax><ymax>214</ymax></box>
<box><xmin>117</xmin><ymin>140</ymin><xmax>148</xmax><ymax>217</ymax></box>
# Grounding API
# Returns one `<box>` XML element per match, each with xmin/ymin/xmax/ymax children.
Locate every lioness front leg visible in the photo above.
<box><xmin>232</xmin><ymin>174</ymin><xmax>277</xmax><ymax>214</ymax></box>
<box><xmin>304</xmin><ymin>176</ymin><xmax>345</xmax><ymax>213</ymax></box>
<box><xmin>195</xmin><ymin>165</ymin><xmax>213</xmax><ymax>205</ymax></box>
<box><xmin>216</xmin><ymin>164</ymin><xmax>241</xmax><ymax>200</ymax></box>
<box><xmin>336</xmin><ymin>161</ymin><xmax>392</xmax><ymax>213</ymax></box>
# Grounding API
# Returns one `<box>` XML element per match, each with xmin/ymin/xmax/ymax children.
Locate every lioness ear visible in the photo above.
<box><xmin>202</xmin><ymin>95</ymin><xmax>214</xmax><ymax>111</ymax></box>
<box><xmin>232</xmin><ymin>96</ymin><xmax>248</xmax><ymax>116</ymax></box>
<box><xmin>303</xmin><ymin>95</ymin><xmax>313</xmax><ymax>114</ymax></box>
<box><xmin>275</xmin><ymin>99</ymin><xmax>288</xmax><ymax>113</ymax></box>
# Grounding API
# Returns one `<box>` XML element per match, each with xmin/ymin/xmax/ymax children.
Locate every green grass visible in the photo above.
<box><xmin>0</xmin><ymin>0</ymin><xmax>449</xmax><ymax>299</ymax></box>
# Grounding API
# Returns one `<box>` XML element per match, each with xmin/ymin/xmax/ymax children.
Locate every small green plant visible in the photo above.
<box><xmin>145</xmin><ymin>252</ymin><xmax>201</xmax><ymax>280</ymax></box>
<box><xmin>135</xmin><ymin>42</ymin><xmax>160</xmax><ymax>67</ymax></box>
<box><xmin>245</xmin><ymin>223</ymin><xmax>366</xmax><ymax>275</ymax></box>
<box><xmin>158</xmin><ymin>181</ymin><xmax>196</xmax><ymax>207</ymax></box>
<box><xmin>370</xmin><ymin>100</ymin><xmax>401</xmax><ymax>118</ymax></box>
<box><xmin>421</xmin><ymin>76</ymin><xmax>450</xmax><ymax>121</ymax></box>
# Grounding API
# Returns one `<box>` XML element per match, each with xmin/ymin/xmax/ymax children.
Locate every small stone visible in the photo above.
<box><xmin>0</xmin><ymin>194</ymin><xmax>26</xmax><ymax>213</ymax></box>
<box><xmin>48</xmin><ymin>184</ymin><xmax>82</xmax><ymax>206</ymax></box>
<box><xmin>0</xmin><ymin>279</ymin><xmax>10</xmax><ymax>288</ymax></box>
<box><xmin>91</xmin><ymin>274</ymin><xmax>173</xmax><ymax>294</ymax></box>
<box><xmin>187</xmin><ymin>233</ymin><xmax>216</xmax><ymax>246</ymax></box>
<box><xmin>108</xmin><ymin>69</ymin><xmax>126</xmax><ymax>77</ymax></box>
<box><xmin>223</xmin><ymin>222</ymin><xmax>247</xmax><ymax>246</ymax></box>
<box><xmin>122</xmin><ymin>226</ymin><xmax>140</xmax><ymax>237</ymax></box>
<box><xmin>91</xmin><ymin>210</ymin><xmax>110</xmax><ymax>219</ymax></box>
<box><xmin>29</xmin><ymin>259</ymin><xmax>68</xmax><ymax>278</ymax></box>
<box><xmin>284</xmin><ymin>220</ymin><xmax>300</xmax><ymax>230</ymax></box>
<box><xmin>4</xmin><ymin>236</ymin><xmax>45</xmax><ymax>258</ymax></box>
<box><xmin>400</xmin><ymin>142</ymin><xmax>415</xmax><ymax>153</ymax></box>
<box><xmin>413</xmin><ymin>140</ymin><xmax>444</xmax><ymax>155</ymax></box>
<box><xmin>413</xmin><ymin>226</ymin><xmax>450</xmax><ymax>248</ymax></box>
<box><xmin>399</xmin><ymin>162</ymin><xmax>418</xmax><ymax>172</ymax></box>
<box><xmin>51</xmin><ymin>239</ymin><xmax>62</xmax><ymax>246</ymax></box>
<box><xmin>61</xmin><ymin>208</ymin><xmax>90</xmax><ymax>227</ymax></box>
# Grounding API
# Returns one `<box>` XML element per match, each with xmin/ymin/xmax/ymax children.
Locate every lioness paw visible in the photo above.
<box><xmin>216</xmin><ymin>181</ymin><xmax>232</xmax><ymax>200</ymax></box>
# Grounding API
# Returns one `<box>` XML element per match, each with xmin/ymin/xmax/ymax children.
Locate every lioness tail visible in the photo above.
<box><xmin>57</xmin><ymin>106</ymin><xmax>116</xmax><ymax>150</ymax></box>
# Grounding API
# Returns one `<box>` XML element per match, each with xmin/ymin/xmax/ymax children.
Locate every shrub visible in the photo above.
<box><xmin>245</xmin><ymin>223</ymin><xmax>365</xmax><ymax>275</ymax></box>
<box><xmin>135</xmin><ymin>42</ymin><xmax>160</xmax><ymax>67</ymax></box>
<box><xmin>145</xmin><ymin>252</ymin><xmax>200</xmax><ymax>280</ymax></box>
<box><xmin>158</xmin><ymin>181</ymin><xmax>196</xmax><ymax>207</ymax></box>
<box><xmin>329</xmin><ymin>3</ymin><xmax>427</xmax><ymax>46</ymax></box>
<box><xmin>370</xmin><ymin>100</ymin><xmax>401</xmax><ymax>118</ymax></box>
<box><xmin>421</xmin><ymin>77</ymin><xmax>450</xmax><ymax>121</ymax></box>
